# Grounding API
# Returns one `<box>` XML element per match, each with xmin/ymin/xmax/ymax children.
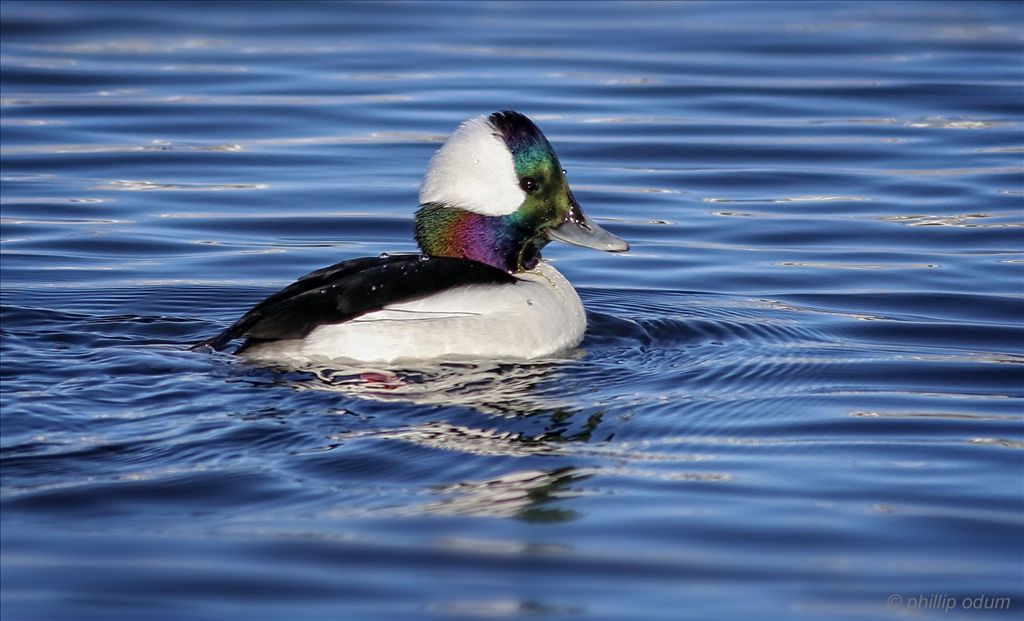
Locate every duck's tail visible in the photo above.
<box><xmin>189</xmin><ymin>325</ymin><xmax>241</xmax><ymax>352</ymax></box>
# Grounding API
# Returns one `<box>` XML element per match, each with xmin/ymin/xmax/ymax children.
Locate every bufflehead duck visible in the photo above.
<box><xmin>195</xmin><ymin>110</ymin><xmax>628</xmax><ymax>363</ymax></box>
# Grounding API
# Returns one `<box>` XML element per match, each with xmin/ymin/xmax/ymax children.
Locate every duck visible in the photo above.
<box><xmin>194</xmin><ymin>110</ymin><xmax>628</xmax><ymax>363</ymax></box>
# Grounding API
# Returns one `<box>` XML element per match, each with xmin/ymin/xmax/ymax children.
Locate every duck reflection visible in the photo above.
<box><xmin>430</xmin><ymin>467</ymin><xmax>586</xmax><ymax>523</ymax></box>
<box><xmin>269</xmin><ymin>357</ymin><xmax>585</xmax><ymax>416</ymax></box>
<box><xmin>368</xmin><ymin>465</ymin><xmax>589</xmax><ymax>523</ymax></box>
<box><xmin>243</xmin><ymin>358</ymin><xmax>611</xmax><ymax>522</ymax></box>
<box><xmin>332</xmin><ymin>411</ymin><xmax>606</xmax><ymax>458</ymax></box>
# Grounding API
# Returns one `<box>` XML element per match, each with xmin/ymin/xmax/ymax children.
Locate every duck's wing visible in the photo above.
<box><xmin>193</xmin><ymin>255</ymin><xmax>516</xmax><ymax>351</ymax></box>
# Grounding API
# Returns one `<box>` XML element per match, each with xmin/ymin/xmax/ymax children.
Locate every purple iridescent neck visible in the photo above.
<box><xmin>414</xmin><ymin>203</ymin><xmax>547</xmax><ymax>273</ymax></box>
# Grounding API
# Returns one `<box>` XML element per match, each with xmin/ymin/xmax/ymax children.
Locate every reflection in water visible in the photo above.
<box><xmin>91</xmin><ymin>179</ymin><xmax>267</xmax><ymax>191</ymax></box>
<box><xmin>426</xmin><ymin>598</ymin><xmax>581</xmax><ymax>618</ymax></box>
<box><xmin>706</xmin><ymin>195</ymin><xmax>871</xmax><ymax>204</ymax></box>
<box><xmin>332</xmin><ymin>415</ymin><xmax>609</xmax><ymax>458</ymax></box>
<box><xmin>2</xmin><ymin>94</ymin><xmax>413</xmax><ymax>106</ymax></box>
<box><xmin>274</xmin><ymin>360</ymin><xmax>614</xmax><ymax>522</ymax></box>
<box><xmin>280</xmin><ymin>358</ymin><xmax>580</xmax><ymax>415</ymax></box>
<box><xmin>2</xmin><ymin>132</ymin><xmax>446</xmax><ymax>155</ymax></box>
<box><xmin>320</xmin><ymin>417</ymin><xmax>732</xmax><ymax>520</ymax></box>
<box><xmin>844</xmin><ymin>116</ymin><xmax>1007</xmax><ymax>129</ymax></box>
<box><xmin>327</xmin><ymin>466</ymin><xmax>589</xmax><ymax>522</ymax></box>
<box><xmin>332</xmin><ymin>422</ymin><xmax>557</xmax><ymax>458</ymax></box>
<box><xmin>885</xmin><ymin>213</ymin><xmax>1022</xmax><ymax>228</ymax></box>
<box><xmin>774</xmin><ymin>261</ymin><xmax>938</xmax><ymax>270</ymax></box>
<box><xmin>420</xmin><ymin>466</ymin><xmax>586</xmax><ymax>522</ymax></box>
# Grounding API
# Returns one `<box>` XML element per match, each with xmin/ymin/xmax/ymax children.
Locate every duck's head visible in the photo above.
<box><xmin>415</xmin><ymin>110</ymin><xmax>628</xmax><ymax>273</ymax></box>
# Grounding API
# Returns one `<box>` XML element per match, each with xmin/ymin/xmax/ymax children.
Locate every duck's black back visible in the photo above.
<box><xmin>195</xmin><ymin>254</ymin><xmax>516</xmax><ymax>351</ymax></box>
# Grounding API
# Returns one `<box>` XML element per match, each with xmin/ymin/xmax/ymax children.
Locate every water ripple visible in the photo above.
<box><xmin>90</xmin><ymin>180</ymin><xmax>268</xmax><ymax>191</ymax></box>
<box><xmin>2</xmin><ymin>2</ymin><xmax>1022</xmax><ymax>620</ymax></box>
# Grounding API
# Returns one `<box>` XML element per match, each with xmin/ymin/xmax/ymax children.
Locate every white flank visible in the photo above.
<box><xmin>243</xmin><ymin>263</ymin><xmax>586</xmax><ymax>364</ymax></box>
<box><xmin>418</xmin><ymin>115</ymin><xmax>525</xmax><ymax>216</ymax></box>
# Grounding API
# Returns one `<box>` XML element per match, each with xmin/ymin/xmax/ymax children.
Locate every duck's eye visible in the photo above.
<box><xmin>519</xmin><ymin>177</ymin><xmax>539</xmax><ymax>194</ymax></box>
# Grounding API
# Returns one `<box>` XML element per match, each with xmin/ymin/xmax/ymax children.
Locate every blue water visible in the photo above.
<box><xmin>2</xmin><ymin>2</ymin><xmax>1022</xmax><ymax>620</ymax></box>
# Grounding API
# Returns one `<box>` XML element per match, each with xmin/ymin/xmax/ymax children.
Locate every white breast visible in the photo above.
<box><xmin>243</xmin><ymin>262</ymin><xmax>586</xmax><ymax>365</ymax></box>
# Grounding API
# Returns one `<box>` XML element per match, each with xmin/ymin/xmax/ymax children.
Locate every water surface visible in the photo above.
<box><xmin>2</xmin><ymin>2</ymin><xmax>1022</xmax><ymax>620</ymax></box>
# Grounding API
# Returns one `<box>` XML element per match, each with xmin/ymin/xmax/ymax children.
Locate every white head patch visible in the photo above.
<box><xmin>419</xmin><ymin>115</ymin><xmax>526</xmax><ymax>217</ymax></box>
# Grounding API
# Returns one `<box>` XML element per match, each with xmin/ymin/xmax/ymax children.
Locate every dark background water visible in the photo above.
<box><xmin>2</xmin><ymin>2</ymin><xmax>1022</xmax><ymax>620</ymax></box>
